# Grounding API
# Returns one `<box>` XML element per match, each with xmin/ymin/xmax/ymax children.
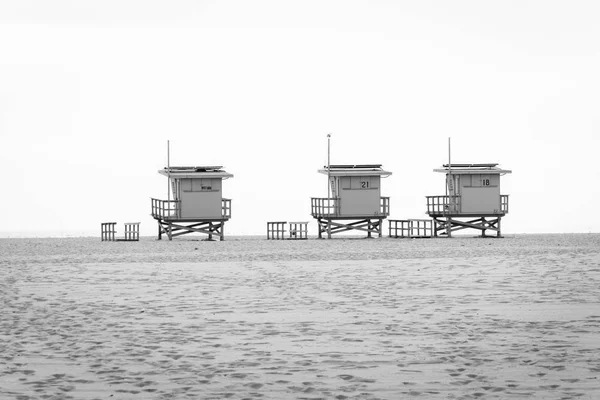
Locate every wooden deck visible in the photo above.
<box><xmin>150</xmin><ymin>198</ymin><xmax>232</xmax><ymax>221</ymax></box>
<box><xmin>151</xmin><ymin>198</ymin><xmax>232</xmax><ymax>240</ymax></box>
<box><xmin>310</xmin><ymin>197</ymin><xmax>389</xmax><ymax>218</ymax></box>
<box><xmin>426</xmin><ymin>195</ymin><xmax>509</xmax><ymax>217</ymax></box>
<box><xmin>310</xmin><ymin>197</ymin><xmax>389</xmax><ymax>239</ymax></box>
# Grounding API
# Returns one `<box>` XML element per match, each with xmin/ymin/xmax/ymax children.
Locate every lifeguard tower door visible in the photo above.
<box><xmin>179</xmin><ymin>178</ymin><xmax>222</xmax><ymax>219</ymax></box>
<box><xmin>339</xmin><ymin>176</ymin><xmax>381</xmax><ymax>216</ymax></box>
<box><xmin>460</xmin><ymin>174</ymin><xmax>501</xmax><ymax>214</ymax></box>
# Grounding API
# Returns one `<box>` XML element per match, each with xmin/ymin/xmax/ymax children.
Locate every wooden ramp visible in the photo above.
<box><xmin>267</xmin><ymin>221</ymin><xmax>309</xmax><ymax>240</ymax></box>
<box><xmin>388</xmin><ymin>219</ymin><xmax>433</xmax><ymax>238</ymax></box>
<box><xmin>101</xmin><ymin>222</ymin><xmax>140</xmax><ymax>241</ymax></box>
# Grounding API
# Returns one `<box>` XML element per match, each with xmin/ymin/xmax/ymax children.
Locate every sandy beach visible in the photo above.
<box><xmin>1</xmin><ymin>234</ymin><xmax>599</xmax><ymax>399</ymax></box>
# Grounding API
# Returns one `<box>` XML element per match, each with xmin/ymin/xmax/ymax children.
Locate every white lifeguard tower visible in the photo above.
<box><xmin>426</xmin><ymin>163</ymin><xmax>511</xmax><ymax>237</ymax></box>
<box><xmin>310</xmin><ymin>164</ymin><xmax>392</xmax><ymax>238</ymax></box>
<box><xmin>150</xmin><ymin>166</ymin><xmax>233</xmax><ymax>240</ymax></box>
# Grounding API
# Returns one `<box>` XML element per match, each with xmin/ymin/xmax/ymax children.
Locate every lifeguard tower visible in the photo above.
<box><xmin>426</xmin><ymin>163</ymin><xmax>511</xmax><ymax>237</ymax></box>
<box><xmin>150</xmin><ymin>166</ymin><xmax>233</xmax><ymax>240</ymax></box>
<box><xmin>311</xmin><ymin>164</ymin><xmax>391</xmax><ymax>238</ymax></box>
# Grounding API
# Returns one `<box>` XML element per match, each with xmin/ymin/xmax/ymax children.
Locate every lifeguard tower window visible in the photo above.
<box><xmin>464</xmin><ymin>174</ymin><xmax>499</xmax><ymax>187</ymax></box>
<box><xmin>342</xmin><ymin>176</ymin><xmax>380</xmax><ymax>190</ymax></box>
<box><xmin>181</xmin><ymin>178</ymin><xmax>219</xmax><ymax>192</ymax></box>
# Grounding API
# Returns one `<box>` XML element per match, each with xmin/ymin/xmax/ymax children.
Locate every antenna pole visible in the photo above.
<box><xmin>448</xmin><ymin>137</ymin><xmax>453</xmax><ymax>211</ymax></box>
<box><xmin>167</xmin><ymin>140</ymin><xmax>171</xmax><ymax>205</ymax></box>
<box><xmin>448</xmin><ymin>137</ymin><xmax>451</xmax><ymax>175</ymax></box>
<box><xmin>327</xmin><ymin>133</ymin><xmax>331</xmax><ymax>199</ymax></box>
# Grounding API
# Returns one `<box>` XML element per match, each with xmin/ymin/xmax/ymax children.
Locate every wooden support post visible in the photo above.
<box><xmin>220</xmin><ymin>221</ymin><xmax>225</xmax><ymax>241</ymax></box>
<box><xmin>327</xmin><ymin>219</ymin><xmax>331</xmax><ymax>239</ymax></box>
<box><xmin>378</xmin><ymin>219</ymin><xmax>382</xmax><ymax>237</ymax></box>
<box><xmin>497</xmin><ymin>217</ymin><xmax>501</xmax><ymax>238</ymax></box>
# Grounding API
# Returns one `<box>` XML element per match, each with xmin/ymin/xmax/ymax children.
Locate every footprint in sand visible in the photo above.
<box><xmin>540</xmin><ymin>384</ymin><xmax>561</xmax><ymax>389</ymax></box>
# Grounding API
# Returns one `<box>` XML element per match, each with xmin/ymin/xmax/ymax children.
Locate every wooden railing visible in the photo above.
<box><xmin>389</xmin><ymin>219</ymin><xmax>433</xmax><ymax>238</ymax></box>
<box><xmin>222</xmin><ymin>198</ymin><xmax>232</xmax><ymax>219</ymax></box>
<box><xmin>388</xmin><ymin>219</ymin><xmax>410</xmax><ymax>238</ymax></box>
<box><xmin>267</xmin><ymin>221</ymin><xmax>287</xmax><ymax>239</ymax></box>
<box><xmin>311</xmin><ymin>197</ymin><xmax>390</xmax><ymax>218</ymax></box>
<box><xmin>101</xmin><ymin>222</ymin><xmax>117</xmax><ymax>241</ymax></box>
<box><xmin>266</xmin><ymin>221</ymin><xmax>308</xmax><ymax>240</ymax></box>
<box><xmin>151</xmin><ymin>198</ymin><xmax>180</xmax><ymax>219</ymax></box>
<box><xmin>311</xmin><ymin>197</ymin><xmax>340</xmax><ymax>217</ymax></box>
<box><xmin>426</xmin><ymin>195</ymin><xmax>510</xmax><ymax>215</ymax></box>
<box><xmin>501</xmin><ymin>195</ymin><xmax>509</xmax><ymax>214</ymax></box>
<box><xmin>426</xmin><ymin>195</ymin><xmax>461</xmax><ymax>215</ymax></box>
<box><xmin>380</xmin><ymin>196</ymin><xmax>390</xmax><ymax>216</ymax></box>
<box><xmin>151</xmin><ymin>198</ymin><xmax>232</xmax><ymax>219</ymax></box>
<box><xmin>123</xmin><ymin>222</ymin><xmax>140</xmax><ymax>241</ymax></box>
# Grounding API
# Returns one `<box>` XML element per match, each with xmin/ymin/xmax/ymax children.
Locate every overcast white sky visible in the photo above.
<box><xmin>1</xmin><ymin>0</ymin><xmax>599</xmax><ymax>237</ymax></box>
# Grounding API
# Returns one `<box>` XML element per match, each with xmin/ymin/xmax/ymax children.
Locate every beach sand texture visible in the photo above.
<box><xmin>1</xmin><ymin>234</ymin><xmax>599</xmax><ymax>399</ymax></box>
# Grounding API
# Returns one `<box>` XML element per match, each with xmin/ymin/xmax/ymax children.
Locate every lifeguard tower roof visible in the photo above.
<box><xmin>318</xmin><ymin>164</ymin><xmax>392</xmax><ymax>177</ymax></box>
<box><xmin>434</xmin><ymin>164</ymin><xmax>511</xmax><ymax>175</ymax></box>
<box><xmin>158</xmin><ymin>166</ymin><xmax>233</xmax><ymax>179</ymax></box>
